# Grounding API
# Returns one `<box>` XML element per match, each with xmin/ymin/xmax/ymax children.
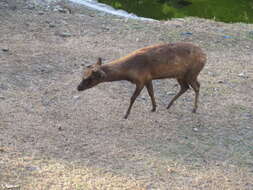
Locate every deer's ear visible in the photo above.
<box><xmin>96</xmin><ymin>57</ymin><xmax>102</xmax><ymax>66</ymax></box>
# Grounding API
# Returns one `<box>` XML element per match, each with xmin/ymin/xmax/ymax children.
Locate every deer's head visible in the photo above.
<box><xmin>77</xmin><ymin>58</ymin><xmax>107</xmax><ymax>91</ymax></box>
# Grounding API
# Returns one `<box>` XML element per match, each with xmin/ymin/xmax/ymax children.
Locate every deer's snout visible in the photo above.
<box><xmin>77</xmin><ymin>81</ymin><xmax>85</xmax><ymax>91</ymax></box>
<box><xmin>77</xmin><ymin>84</ymin><xmax>83</xmax><ymax>91</ymax></box>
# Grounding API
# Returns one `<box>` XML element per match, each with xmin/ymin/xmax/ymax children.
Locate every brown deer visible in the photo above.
<box><xmin>77</xmin><ymin>43</ymin><xmax>206</xmax><ymax>119</ymax></box>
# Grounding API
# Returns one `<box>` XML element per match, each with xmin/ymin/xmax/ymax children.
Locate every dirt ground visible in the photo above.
<box><xmin>0</xmin><ymin>0</ymin><xmax>253</xmax><ymax>189</ymax></box>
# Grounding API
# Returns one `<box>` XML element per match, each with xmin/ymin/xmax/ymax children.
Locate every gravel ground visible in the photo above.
<box><xmin>0</xmin><ymin>0</ymin><xmax>253</xmax><ymax>189</ymax></box>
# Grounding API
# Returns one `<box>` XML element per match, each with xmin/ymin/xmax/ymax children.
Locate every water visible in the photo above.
<box><xmin>69</xmin><ymin>0</ymin><xmax>154</xmax><ymax>20</ymax></box>
<box><xmin>97</xmin><ymin>0</ymin><xmax>253</xmax><ymax>23</ymax></box>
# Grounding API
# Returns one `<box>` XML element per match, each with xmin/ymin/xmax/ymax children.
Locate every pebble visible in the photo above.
<box><xmin>140</xmin><ymin>96</ymin><xmax>146</xmax><ymax>100</ymax></box>
<box><xmin>58</xmin><ymin>8</ymin><xmax>67</xmax><ymax>13</ymax></box>
<box><xmin>181</xmin><ymin>32</ymin><xmax>193</xmax><ymax>36</ymax></box>
<box><xmin>0</xmin><ymin>147</ymin><xmax>5</xmax><ymax>152</ymax></box>
<box><xmin>2</xmin><ymin>48</ymin><xmax>9</xmax><ymax>52</ymax></box>
<box><xmin>193</xmin><ymin>127</ymin><xmax>199</xmax><ymax>132</ymax></box>
<box><xmin>146</xmin><ymin>184</ymin><xmax>155</xmax><ymax>190</ymax></box>
<box><xmin>223</xmin><ymin>35</ymin><xmax>232</xmax><ymax>39</ymax></box>
<box><xmin>0</xmin><ymin>84</ymin><xmax>8</xmax><ymax>90</ymax></box>
<box><xmin>238</xmin><ymin>72</ymin><xmax>248</xmax><ymax>78</ymax></box>
<box><xmin>238</xmin><ymin>72</ymin><xmax>245</xmax><ymax>77</ymax></box>
<box><xmin>49</xmin><ymin>23</ymin><xmax>56</xmax><ymax>28</ymax></box>
<box><xmin>73</xmin><ymin>95</ymin><xmax>80</xmax><ymax>100</ymax></box>
<box><xmin>57</xmin><ymin>32</ymin><xmax>72</xmax><ymax>38</ymax></box>
<box><xmin>25</xmin><ymin>166</ymin><xmax>39</xmax><ymax>171</ymax></box>
<box><xmin>26</xmin><ymin>4</ymin><xmax>35</xmax><ymax>10</ymax></box>
<box><xmin>166</xmin><ymin>92</ymin><xmax>175</xmax><ymax>95</ymax></box>
<box><xmin>4</xmin><ymin>184</ymin><xmax>20</xmax><ymax>189</ymax></box>
<box><xmin>38</xmin><ymin>11</ymin><xmax>44</xmax><ymax>15</ymax></box>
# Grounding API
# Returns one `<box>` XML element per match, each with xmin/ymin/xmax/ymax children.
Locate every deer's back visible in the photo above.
<box><xmin>120</xmin><ymin>43</ymin><xmax>206</xmax><ymax>80</ymax></box>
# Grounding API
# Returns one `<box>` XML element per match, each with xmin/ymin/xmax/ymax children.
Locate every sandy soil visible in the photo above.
<box><xmin>0</xmin><ymin>0</ymin><xmax>253</xmax><ymax>189</ymax></box>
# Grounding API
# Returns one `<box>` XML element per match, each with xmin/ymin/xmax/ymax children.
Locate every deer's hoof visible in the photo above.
<box><xmin>151</xmin><ymin>107</ymin><xmax>156</xmax><ymax>112</ymax></box>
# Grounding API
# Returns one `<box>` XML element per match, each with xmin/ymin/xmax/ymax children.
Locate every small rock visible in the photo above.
<box><xmin>25</xmin><ymin>166</ymin><xmax>39</xmax><ymax>171</ymax></box>
<box><xmin>217</xmin><ymin>80</ymin><xmax>224</xmax><ymax>84</ymax></box>
<box><xmin>49</xmin><ymin>23</ymin><xmax>56</xmax><ymax>28</ymax></box>
<box><xmin>58</xmin><ymin>7</ymin><xmax>67</xmax><ymax>13</ymax></box>
<box><xmin>223</xmin><ymin>35</ymin><xmax>232</xmax><ymax>39</ymax></box>
<box><xmin>216</xmin><ymin>28</ymin><xmax>225</xmax><ymax>33</ymax></box>
<box><xmin>57</xmin><ymin>32</ymin><xmax>72</xmax><ymax>38</ymax></box>
<box><xmin>5</xmin><ymin>184</ymin><xmax>20</xmax><ymax>189</ymax></box>
<box><xmin>55</xmin><ymin>5</ymin><xmax>72</xmax><ymax>14</ymax></box>
<box><xmin>249</xmin><ymin>31</ymin><xmax>253</xmax><ymax>37</ymax></box>
<box><xmin>146</xmin><ymin>184</ymin><xmax>154</xmax><ymax>190</ymax></box>
<box><xmin>208</xmin><ymin>71</ymin><xmax>218</xmax><ymax>77</ymax></box>
<box><xmin>140</xmin><ymin>95</ymin><xmax>146</xmax><ymax>100</ymax></box>
<box><xmin>167</xmin><ymin>168</ymin><xmax>176</xmax><ymax>174</ymax></box>
<box><xmin>193</xmin><ymin>127</ymin><xmax>198</xmax><ymax>132</ymax></box>
<box><xmin>38</xmin><ymin>11</ymin><xmax>44</xmax><ymax>15</ymax></box>
<box><xmin>102</xmin><ymin>27</ymin><xmax>110</xmax><ymax>31</ymax></box>
<box><xmin>0</xmin><ymin>84</ymin><xmax>8</xmax><ymax>90</ymax></box>
<box><xmin>9</xmin><ymin>3</ymin><xmax>17</xmax><ymax>10</ymax></box>
<box><xmin>2</xmin><ymin>48</ymin><xmax>9</xmax><ymax>52</ymax></box>
<box><xmin>53</xmin><ymin>5</ymin><xmax>61</xmax><ymax>12</ymax></box>
<box><xmin>58</xmin><ymin>126</ymin><xmax>62</xmax><ymax>131</ymax></box>
<box><xmin>73</xmin><ymin>95</ymin><xmax>80</xmax><ymax>100</ymax></box>
<box><xmin>181</xmin><ymin>32</ymin><xmax>193</xmax><ymax>36</ymax></box>
<box><xmin>243</xmin><ymin>113</ymin><xmax>252</xmax><ymax>119</ymax></box>
<box><xmin>166</xmin><ymin>92</ymin><xmax>175</xmax><ymax>95</ymax></box>
<box><xmin>238</xmin><ymin>72</ymin><xmax>248</xmax><ymax>78</ymax></box>
<box><xmin>26</xmin><ymin>4</ymin><xmax>35</xmax><ymax>10</ymax></box>
<box><xmin>0</xmin><ymin>147</ymin><xmax>5</xmax><ymax>152</ymax></box>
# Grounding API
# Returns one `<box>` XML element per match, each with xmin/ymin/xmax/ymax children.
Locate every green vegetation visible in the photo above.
<box><xmin>98</xmin><ymin>0</ymin><xmax>253</xmax><ymax>23</ymax></box>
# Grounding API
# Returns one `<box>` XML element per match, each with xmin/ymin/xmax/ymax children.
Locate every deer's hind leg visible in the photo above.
<box><xmin>167</xmin><ymin>79</ymin><xmax>189</xmax><ymax>109</ymax></box>
<box><xmin>189</xmin><ymin>79</ymin><xmax>200</xmax><ymax>113</ymax></box>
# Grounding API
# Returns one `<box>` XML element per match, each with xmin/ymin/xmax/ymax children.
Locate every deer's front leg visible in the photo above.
<box><xmin>124</xmin><ymin>84</ymin><xmax>144</xmax><ymax>119</ymax></box>
<box><xmin>146</xmin><ymin>81</ymin><xmax>156</xmax><ymax>112</ymax></box>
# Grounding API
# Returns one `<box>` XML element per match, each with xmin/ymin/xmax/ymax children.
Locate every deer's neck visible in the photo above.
<box><xmin>101</xmin><ymin>62</ymin><xmax>129</xmax><ymax>82</ymax></box>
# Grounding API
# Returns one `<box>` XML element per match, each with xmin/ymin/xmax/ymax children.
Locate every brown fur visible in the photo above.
<box><xmin>77</xmin><ymin>43</ymin><xmax>207</xmax><ymax>119</ymax></box>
